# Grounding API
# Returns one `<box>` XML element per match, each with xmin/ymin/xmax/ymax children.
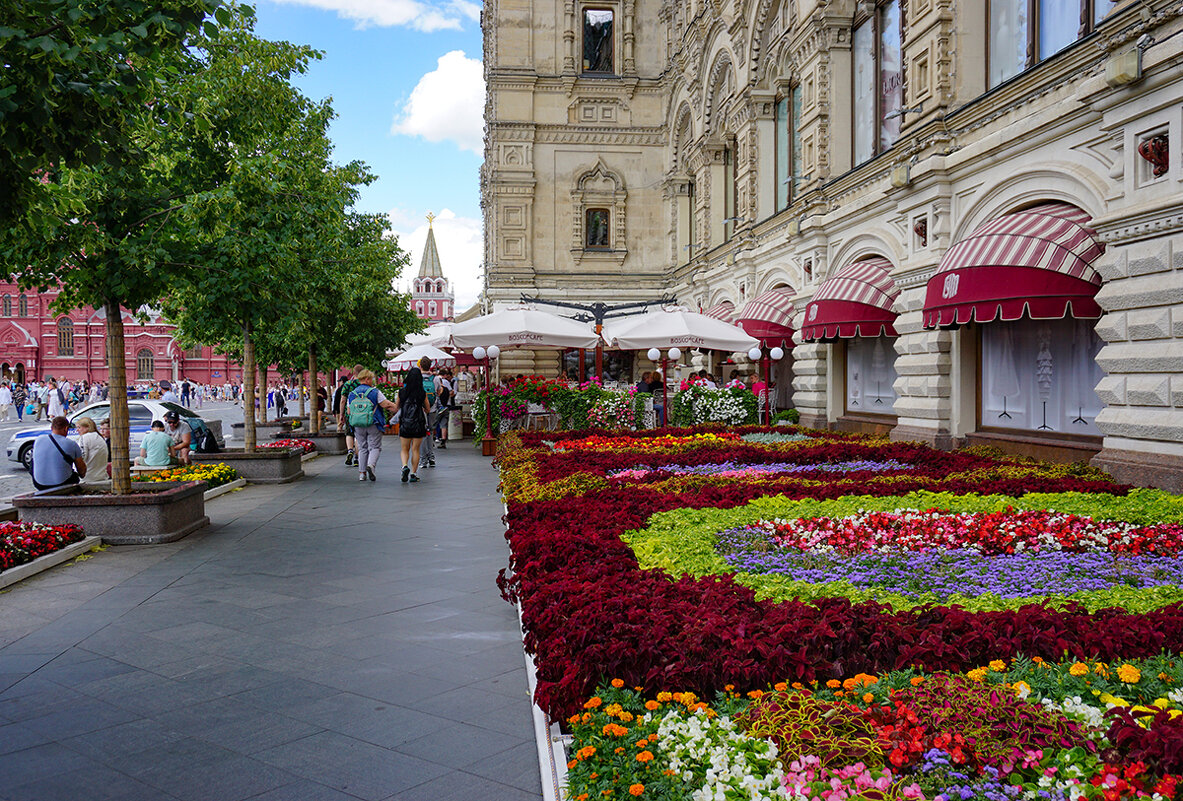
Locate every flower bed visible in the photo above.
<box><xmin>132</xmin><ymin>463</ymin><xmax>240</xmax><ymax>489</ymax></box>
<box><xmin>472</xmin><ymin>376</ymin><xmax>653</xmax><ymax>440</ymax></box>
<box><xmin>0</xmin><ymin>522</ymin><xmax>86</xmax><ymax>573</ymax></box>
<box><xmin>259</xmin><ymin>438</ymin><xmax>316</xmax><ymax>455</ymax></box>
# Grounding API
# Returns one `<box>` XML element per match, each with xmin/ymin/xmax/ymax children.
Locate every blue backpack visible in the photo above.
<box><xmin>347</xmin><ymin>386</ymin><xmax>384</xmax><ymax>427</ymax></box>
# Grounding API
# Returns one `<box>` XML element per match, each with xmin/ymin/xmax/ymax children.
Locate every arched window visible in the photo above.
<box><xmin>2</xmin><ymin>295</ymin><xmax>10</xmax><ymax>317</ymax></box>
<box><xmin>18</xmin><ymin>295</ymin><xmax>27</xmax><ymax>317</ymax></box>
<box><xmin>137</xmin><ymin>348</ymin><xmax>155</xmax><ymax>380</ymax></box>
<box><xmin>429</xmin><ymin>301</ymin><xmax>437</xmax><ymax>317</ymax></box>
<box><xmin>56</xmin><ymin>318</ymin><xmax>74</xmax><ymax>356</ymax></box>
<box><xmin>416</xmin><ymin>301</ymin><xmax>425</xmax><ymax>316</ymax></box>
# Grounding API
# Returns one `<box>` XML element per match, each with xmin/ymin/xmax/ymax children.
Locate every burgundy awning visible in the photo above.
<box><xmin>801</xmin><ymin>257</ymin><xmax>899</xmax><ymax>340</ymax></box>
<box><xmin>737</xmin><ymin>287</ymin><xmax>795</xmax><ymax>346</ymax></box>
<box><xmin>923</xmin><ymin>203</ymin><xmax>1104</xmax><ymax>328</ymax></box>
<box><xmin>703</xmin><ymin>301</ymin><xmax>735</xmax><ymax>323</ymax></box>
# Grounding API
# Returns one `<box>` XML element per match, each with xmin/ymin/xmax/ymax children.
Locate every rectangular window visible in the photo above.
<box><xmin>846</xmin><ymin>337</ymin><xmax>899</xmax><ymax>413</ymax></box>
<box><xmin>853</xmin><ymin>21</ymin><xmax>875</xmax><ymax>164</ymax></box>
<box><xmin>1038</xmin><ymin>0</ymin><xmax>1079</xmax><ymax>58</ymax></box>
<box><xmin>790</xmin><ymin>85</ymin><xmax>803</xmax><ymax>198</ymax></box>
<box><xmin>585</xmin><ymin>208</ymin><xmax>611</xmax><ymax>249</ymax></box>
<box><xmin>775</xmin><ymin>97</ymin><xmax>789</xmax><ymax>211</ymax></box>
<box><xmin>879</xmin><ymin>0</ymin><xmax>903</xmax><ymax>152</ymax></box>
<box><xmin>583</xmin><ymin>9</ymin><xmax>615</xmax><ymax>73</ymax></box>
<box><xmin>979</xmin><ymin>317</ymin><xmax>1106</xmax><ymax>436</ymax></box>
<box><xmin>989</xmin><ymin>0</ymin><xmax>1107</xmax><ymax>88</ymax></box>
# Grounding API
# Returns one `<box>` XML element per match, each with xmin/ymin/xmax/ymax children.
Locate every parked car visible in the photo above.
<box><xmin>6</xmin><ymin>400</ymin><xmax>210</xmax><ymax>471</ymax></box>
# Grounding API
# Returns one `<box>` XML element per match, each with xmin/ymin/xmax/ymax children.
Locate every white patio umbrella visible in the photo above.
<box><xmin>449</xmin><ymin>306</ymin><xmax>600</xmax><ymax>350</ymax></box>
<box><xmin>601</xmin><ymin>308</ymin><xmax>759</xmax><ymax>352</ymax></box>
<box><xmin>405</xmin><ymin>322</ymin><xmax>453</xmax><ymax>348</ymax></box>
<box><xmin>385</xmin><ymin>343</ymin><xmax>456</xmax><ymax>371</ymax></box>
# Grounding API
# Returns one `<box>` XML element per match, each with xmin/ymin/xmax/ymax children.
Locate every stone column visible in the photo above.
<box><xmin>792</xmin><ymin>340</ymin><xmax>828</xmax><ymax>428</ymax></box>
<box><xmin>889</xmin><ymin>285</ymin><xmax>954</xmax><ymax>448</ymax></box>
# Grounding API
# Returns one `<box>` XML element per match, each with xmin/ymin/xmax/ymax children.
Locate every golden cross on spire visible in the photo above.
<box><xmin>426</xmin><ymin>212</ymin><xmax>435</xmax><ymax>227</ymax></box>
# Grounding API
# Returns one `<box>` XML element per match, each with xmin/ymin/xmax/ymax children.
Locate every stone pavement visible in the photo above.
<box><xmin>0</xmin><ymin>444</ymin><xmax>542</xmax><ymax>801</ymax></box>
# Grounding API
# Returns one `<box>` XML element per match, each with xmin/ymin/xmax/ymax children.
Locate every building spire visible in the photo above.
<box><xmin>418</xmin><ymin>213</ymin><xmax>444</xmax><ymax>278</ymax></box>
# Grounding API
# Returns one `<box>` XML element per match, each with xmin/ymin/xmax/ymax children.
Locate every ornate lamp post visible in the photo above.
<box><xmin>648</xmin><ymin>346</ymin><xmax>680</xmax><ymax>427</ymax></box>
<box><xmin>473</xmin><ymin>345</ymin><xmax>500</xmax><ymax>456</ymax></box>
<box><xmin>747</xmin><ymin>345</ymin><xmax>785</xmax><ymax>424</ymax></box>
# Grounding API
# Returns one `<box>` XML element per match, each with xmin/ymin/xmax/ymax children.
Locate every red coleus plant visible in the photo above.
<box><xmin>1104</xmin><ymin>707</ymin><xmax>1183</xmax><ymax>777</ymax></box>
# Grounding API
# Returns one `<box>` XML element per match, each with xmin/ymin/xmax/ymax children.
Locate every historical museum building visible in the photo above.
<box><xmin>0</xmin><ymin>283</ymin><xmax>240</xmax><ymax>385</ymax></box>
<box><xmin>482</xmin><ymin>0</ymin><xmax>1183</xmax><ymax>488</ymax></box>
<box><xmin>411</xmin><ymin>215</ymin><xmax>456</xmax><ymax>325</ymax></box>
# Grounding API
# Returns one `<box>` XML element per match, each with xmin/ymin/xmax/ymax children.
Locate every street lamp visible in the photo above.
<box><xmin>749</xmin><ymin>345</ymin><xmax>785</xmax><ymax>424</ymax></box>
<box><xmin>473</xmin><ymin>345</ymin><xmax>500</xmax><ymax>456</ymax></box>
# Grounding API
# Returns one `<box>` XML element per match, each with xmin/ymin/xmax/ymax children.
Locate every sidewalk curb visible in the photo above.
<box><xmin>0</xmin><ymin>535</ymin><xmax>101</xmax><ymax>590</ymax></box>
<box><xmin>203</xmin><ymin>478</ymin><xmax>247</xmax><ymax>501</ymax></box>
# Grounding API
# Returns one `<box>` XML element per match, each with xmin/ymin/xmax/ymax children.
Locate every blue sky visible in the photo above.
<box><xmin>253</xmin><ymin>0</ymin><xmax>486</xmax><ymax>310</ymax></box>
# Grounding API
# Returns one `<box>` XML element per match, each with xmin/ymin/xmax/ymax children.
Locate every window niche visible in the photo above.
<box><xmin>571</xmin><ymin>161</ymin><xmax>628</xmax><ymax>266</ymax></box>
<box><xmin>582</xmin><ymin>8</ymin><xmax>615</xmax><ymax>74</ymax></box>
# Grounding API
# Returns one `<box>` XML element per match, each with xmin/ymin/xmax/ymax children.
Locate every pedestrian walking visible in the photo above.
<box><xmin>393</xmin><ymin>367</ymin><xmax>429</xmax><ymax>483</ymax></box>
<box><xmin>337</xmin><ymin>366</ymin><xmax>364</xmax><ymax>467</ymax></box>
<box><xmin>12</xmin><ymin>382</ymin><xmax>27</xmax><ymax>421</ymax></box>
<box><xmin>0</xmin><ymin>381</ymin><xmax>11</xmax><ymax>421</ymax></box>
<box><xmin>417</xmin><ymin>358</ymin><xmax>438</xmax><ymax>468</ymax></box>
<box><xmin>345</xmin><ymin>370</ymin><xmax>396</xmax><ymax>482</ymax></box>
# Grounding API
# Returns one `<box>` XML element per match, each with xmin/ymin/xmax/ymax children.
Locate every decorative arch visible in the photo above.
<box><xmin>827</xmin><ymin>231</ymin><xmax>906</xmax><ymax>283</ymax></box>
<box><xmin>571</xmin><ymin>160</ymin><xmax>628</xmax><ymax>265</ymax></box>
<box><xmin>671</xmin><ymin>101</ymin><xmax>696</xmax><ymax>169</ymax></box>
<box><xmin>749</xmin><ymin>0</ymin><xmax>796</xmax><ymax>87</ymax></box>
<box><xmin>703</xmin><ymin>48</ymin><xmax>737</xmax><ymax>133</ymax></box>
<box><xmin>136</xmin><ymin>348</ymin><xmax>155</xmax><ymax>380</ymax></box>
<box><xmin>755</xmin><ymin>267</ymin><xmax>798</xmax><ymax>295</ymax></box>
<box><xmin>950</xmin><ymin>166</ymin><xmax>1107</xmax><ymax>243</ymax></box>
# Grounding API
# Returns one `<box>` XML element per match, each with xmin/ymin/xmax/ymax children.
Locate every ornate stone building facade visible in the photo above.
<box><xmin>482</xmin><ymin>0</ymin><xmax>1183</xmax><ymax>488</ymax></box>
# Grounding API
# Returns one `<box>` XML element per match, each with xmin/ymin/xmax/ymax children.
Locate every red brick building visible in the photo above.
<box><xmin>0</xmin><ymin>283</ymin><xmax>241</xmax><ymax>385</ymax></box>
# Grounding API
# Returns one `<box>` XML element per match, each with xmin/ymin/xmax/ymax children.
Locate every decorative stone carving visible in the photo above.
<box><xmin>1137</xmin><ymin>134</ymin><xmax>1169</xmax><ymax>178</ymax></box>
<box><xmin>570</xmin><ymin>160</ymin><xmax>628</xmax><ymax>266</ymax></box>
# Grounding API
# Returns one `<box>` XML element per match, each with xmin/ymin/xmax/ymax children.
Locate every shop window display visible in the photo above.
<box><xmin>846</xmin><ymin>337</ymin><xmax>899</xmax><ymax>413</ymax></box>
<box><xmin>980</xmin><ymin>317</ymin><xmax>1105</xmax><ymax>436</ymax></box>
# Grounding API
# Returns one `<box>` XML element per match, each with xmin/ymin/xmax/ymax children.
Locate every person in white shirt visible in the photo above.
<box><xmin>0</xmin><ymin>382</ymin><xmax>11</xmax><ymax>421</ymax></box>
<box><xmin>46</xmin><ymin>378</ymin><xmax>65</xmax><ymax>418</ymax></box>
<box><xmin>73</xmin><ymin>417</ymin><xmax>109</xmax><ymax>485</ymax></box>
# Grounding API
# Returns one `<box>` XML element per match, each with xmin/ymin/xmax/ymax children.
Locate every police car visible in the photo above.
<box><xmin>6</xmin><ymin>400</ymin><xmax>208</xmax><ymax>471</ymax></box>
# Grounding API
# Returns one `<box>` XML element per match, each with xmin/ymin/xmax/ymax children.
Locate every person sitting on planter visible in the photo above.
<box><xmin>136</xmin><ymin>421</ymin><xmax>174</xmax><ymax>468</ymax></box>
<box><xmin>74</xmin><ymin>416</ymin><xmax>109</xmax><ymax>486</ymax></box>
<box><xmin>162</xmin><ymin>411</ymin><xmax>193</xmax><ymax>465</ymax></box>
<box><xmin>30</xmin><ymin>416</ymin><xmax>87</xmax><ymax>491</ymax></box>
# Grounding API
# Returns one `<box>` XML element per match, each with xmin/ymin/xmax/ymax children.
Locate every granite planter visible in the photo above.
<box><xmin>192</xmin><ymin>448</ymin><xmax>304</xmax><ymax>484</ymax></box>
<box><xmin>12</xmin><ymin>482</ymin><xmax>209</xmax><ymax>545</ymax></box>
<box><xmin>273</xmin><ymin>430</ymin><xmax>347</xmax><ymax>455</ymax></box>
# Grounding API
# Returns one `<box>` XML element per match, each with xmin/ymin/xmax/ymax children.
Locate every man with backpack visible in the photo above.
<box><xmin>345</xmin><ymin>369</ymin><xmax>397</xmax><ymax>482</ymax></box>
<box><xmin>417</xmin><ymin>357</ymin><xmax>439</xmax><ymax>468</ymax></box>
<box><xmin>30</xmin><ymin>416</ymin><xmax>87</xmax><ymax>491</ymax></box>
<box><xmin>337</xmin><ymin>365</ymin><xmax>364</xmax><ymax>467</ymax></box>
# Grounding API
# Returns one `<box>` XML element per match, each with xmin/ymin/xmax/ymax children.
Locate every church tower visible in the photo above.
<box><xmin>410</xmin><ymin>213</ymin><xmax>455</xmax><ymax>324</ymax></box>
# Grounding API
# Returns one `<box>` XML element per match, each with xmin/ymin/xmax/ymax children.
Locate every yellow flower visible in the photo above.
<box><xmin>1099</xmin><ymin>692</ymin><xmax>1129</xmax><ymax>708</ymax></box>
<box><xmin>967</xmin><ymin>668</ymin><xmax>987</xmax><ymax>682</ymax></box>
<box><xmin>1154</xmin><ymin>698</ymin><xmax>1171</xmax><ymax>709</ymax></box>
<box><xmin>1117</xmin><ymin>664</ymin><xmax>1142</xmax><ymax>684</ymax></box>
<box><xmin>1013</xmin><ymin>681</ymin><xmax>1031</xmax><ymax>699</ymax></box>
<box><xmin>656</xmin><ymin>692</ymin><xmax>672</xmax><ymax>703</ymax></box>
<box><xmin>1069</xmin><ymin>662</ymin><xmax>1089</xmax><ymax>677</ymax></box>
<box><xmin>988</xmin><ymin>660</ymin><xmax>1007</xmax><ymax>672</ymax></box>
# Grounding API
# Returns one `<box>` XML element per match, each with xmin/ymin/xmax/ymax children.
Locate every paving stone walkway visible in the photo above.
<box><xmin>0</xmin><ymin>445</ymin><xmax>542</xmax><ymax>801</ymax></box>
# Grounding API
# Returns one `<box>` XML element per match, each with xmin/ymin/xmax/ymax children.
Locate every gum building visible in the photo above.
<box><xmin>481</xmin><ymin>0</ymin><xmax>1183</xmax><ymax>489</ymax></box>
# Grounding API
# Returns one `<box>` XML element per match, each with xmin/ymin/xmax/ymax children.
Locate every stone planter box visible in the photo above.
<box><xmin>0</xmin><ymin>536</ymin><xmax>102</xmax><ymax>589</ymax></box>
<box><xmin>12</xmin><ymin>482</ymin><xmax>209</xmax><ymax>545</ymax></box>
<box><xmin>192</xmin><ymin>448</ymin><xmax>304</xmax><ymax>484</ymax></box>
<box><xmin>203</xmin><ymin>478</ymin><xmax>247</xmax><ymax>501</ymax></box>
<box><xmin>272</xmin><ymin>431</ymin><xmax>348</xmax><ymax>455</ymax></box>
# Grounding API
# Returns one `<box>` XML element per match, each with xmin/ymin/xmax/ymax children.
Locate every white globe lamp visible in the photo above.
<box><xmin>646</xmin><ymin>347</ymin><xmax>661</xmax><ymax>362</ymax></box>
<box><xmin>770</xmin><ymin>347</ymin><xmax>785</xmax><ymax>361</ymax></box>
<box><xmin>747</xmin><ymin>347</ymin><xmax>762</xmax><ymax>362</ymax></box>
<box><xmin>487</xmin><ymin>345</ymin><xmax>501</xmax><ymax>360</ymax></box>
<box><xmin>667</xmin><ymin>347</ymin><xmax>682</xmax><ymax>361</ymax></box>
<box><xmin>473</xmin><ymin>346</ymin><xmax>487</xmax><ymax>360</ymax></box>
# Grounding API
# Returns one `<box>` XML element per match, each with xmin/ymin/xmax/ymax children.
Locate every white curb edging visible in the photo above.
<box><xmin>203</xmin><ymin>478</ymin><xmax>247</xmax><ymax>501</ymax></box>
<box><xmin>0</xmin><ymin>536</ymin><xmax>101</xmax><ymax>590</ymax></box>
<box><xmin>301</xmin><ymin>452</ymin><xmax>317</xmax><ymax>463</ymax></box>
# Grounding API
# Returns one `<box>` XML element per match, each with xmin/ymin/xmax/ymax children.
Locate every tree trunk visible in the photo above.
<box><xmin>309</xmin><ymin>344</ymin><xmax>319</xmax><ymax>435</ymax></box>
<box><xmin>297</xmin><ymin>371</ymin><xmax>306</xmax><ymax>418</ymax></box>
<box><xmin>243</xmin><ymin>323</ymin><xmax>257</xmax><ymax>453</ymax></box>
<box><xmin>106</xmin><ymin>300</ymin><xmax>132</xmax><ymax>494</ymax></box>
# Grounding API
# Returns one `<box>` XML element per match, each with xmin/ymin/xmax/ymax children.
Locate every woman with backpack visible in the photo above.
<box><xmin>391</xmin><ymin>367</ymin><xmax>428</xmax><ymax>483</ymax></box>
<box><xmin>346</xmin><ymin>369</ymin><xmax>398</xmax><ymax>482</ymax></box>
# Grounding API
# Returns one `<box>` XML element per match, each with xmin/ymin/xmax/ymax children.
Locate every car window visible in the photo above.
<box><xmin>72</xmin><ymin>404</ymin><xmax>109</xmax><ymax>423</ymax></box>
<box><xmin>128</xmin><ymin>404</ymin><xmax>155</xmax><ymax>422</ymax></box>
<box><xmin>161</xmin><ymin>402</ymin><xmax>198</xmax><ymax>417</ymax></box>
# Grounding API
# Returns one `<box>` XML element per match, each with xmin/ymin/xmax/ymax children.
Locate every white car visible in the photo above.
<box><xmin>6</xmin><ymin>400</ymin><xmax>207</xmax><ymax>471</ymax></box>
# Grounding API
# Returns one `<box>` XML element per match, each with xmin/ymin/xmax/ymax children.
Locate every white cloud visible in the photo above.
<box><xmin>390</xmin><ymin>208</ymin><xmax>484</xmax><ymax>312</ymax></box>
<box><xmin>391</xmin><ymin>50</ymin><xmax>485</xmax><ymax>154</ymax></box>
<box><xmin>268</xmin><ymin>0</ymin><xmax>479</xmax><ymax>32</ymax></box>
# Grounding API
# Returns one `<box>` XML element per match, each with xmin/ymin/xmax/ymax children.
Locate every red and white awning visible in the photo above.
<box><xmin>702</xmin><ymin>301</ymin><xmax>735</xmax><ymax>323</ymax></box>
<box><xmin>737</xmin><ymin>287</ymin><xmax>796</xmax><ymax>346</ymax></box>
<box><xmin>923</xmin><ymin>202</ymin><xmax>1104</xmax><ymax>328</ymax></box>
<box><xmin>801</xmin><ymin>257</ymin><xmax>899</xmax><ymax>340</ymax></box>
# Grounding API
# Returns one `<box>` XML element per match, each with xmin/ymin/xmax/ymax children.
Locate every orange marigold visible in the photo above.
<box><xmin>645</xmin><ymin>700</ymin><xmax>660</xmax><ymax>711</ymax></box>
<box><xmin>792</xmin><ymin>682</ymin><xmax>805</xmax><ymax>690</ymax></box>
<box><xmin>910</xmin><ymin>676</ymin><xmax>926</xmax><ymax>686</ymax></box>
<box><xmin>747</xmin><ymin>690</ymin><xmax>764</xmax><ymax>699</ymax></box>
<box><xmin>636</xmin><ymin>750</ymin><xmax>654</xmax><ymax>763</ymax></box>
<box><xmin>578</xmin><ymin>746</ymin><xmax>597</xmax><ymax>760</ymax></box>
<box><xmin>602</xmin><ymin>723</ymin><xmax>629</xmax><ymax>737</ymax></box>
<box><xmin>863</xmin><ymin>693</ymin><xmax>875</xmax><ymax>703</ymax></box>
<box><xmin>568</xmin><ymin>760</ymin><xmax>578</xmax><ymax>769</ymax></box>
<box><xmin>656</xmin><ymin>692</ymin><xmax>672</xmax><ymax>703</ymax></box>
<box><xmin>584</xmin><ymin>696</ymin><xmax>603</xmax><ymax>709</ymax></box>
<box><xmin>577</xmin><ymin>795</ymin><xmax>589</xmax><ymax>801</ymax></box>
<box><xmin>612</xmin><ymin>678</ymin><xmax>625</xmax><ymax>688</ymax></box>
<box><xmin>629</xmin><ymin>784</ymin><xmax>645</xmax><ymax>796</ymax></box>
<box><xmin>826</xmin><ymin>679</ymin><xmax>842</xmax><ymax>689</ymax></box>
<box><xmin>774</xmin><ymin>682</ymin><xmax>788</xmax><ymax>691</ymax></box>
<box><xmin>615</xmin><ymin>747</ymin><xmax>624</xmax><ymax>754</ymax></box>
<box><xmin>619</xmin><ymin>711</ymin><xmax>634</xmax><ymax>722</ymax></box>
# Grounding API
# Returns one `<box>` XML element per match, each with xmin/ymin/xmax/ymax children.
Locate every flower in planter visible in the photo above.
<box><xmin>260</xmin><ymin>439</ymin><xmax>316</xmax><ymax>455</ymax></box>
<box><xmin>0</xmin><ymin>522</ymin><xmax>85</xmax><ymax>573</ymax></box>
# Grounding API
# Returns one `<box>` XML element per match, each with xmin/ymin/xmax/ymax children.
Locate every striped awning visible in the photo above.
<box><xmin>801</xmin><ymin>257</ymin><xmax>899</xmax><ymax>340</ymax></box>
<box><xmin>923</xmin><ymin>202</ymin><xmax>1104</xmax><ymax>328</ymax></box>
<box><xmin>703</xmin><ymin>301</ymin><xmax>735</xmax><ymax>323</ymax></box>
<box><xmin>737</xmin><ymin>287</ymin><xmax>795</xmax><ymax>346</ymax></box>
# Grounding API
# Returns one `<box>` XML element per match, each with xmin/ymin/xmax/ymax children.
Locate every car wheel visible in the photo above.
<box><xmin>19</xmin><ymin>444</ymin><xmax>33</xmax><ymax>472</ymax></box>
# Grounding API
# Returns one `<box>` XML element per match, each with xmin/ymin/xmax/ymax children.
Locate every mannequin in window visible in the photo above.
<box><xmin>583</xmin><ymin>11</ymin><xmax>614</xmax><ymax>72</ymax></box>
<box><xmin>586</xmin><ymin>210</ymin><xmax>610</xmax><ymax>248</ymax></box>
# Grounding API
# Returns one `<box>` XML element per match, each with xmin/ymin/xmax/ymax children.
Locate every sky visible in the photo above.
<box><xmin>252</xmin><ymin>0</ymin><xmax>486</xmax><ymax>311</ymax></box>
